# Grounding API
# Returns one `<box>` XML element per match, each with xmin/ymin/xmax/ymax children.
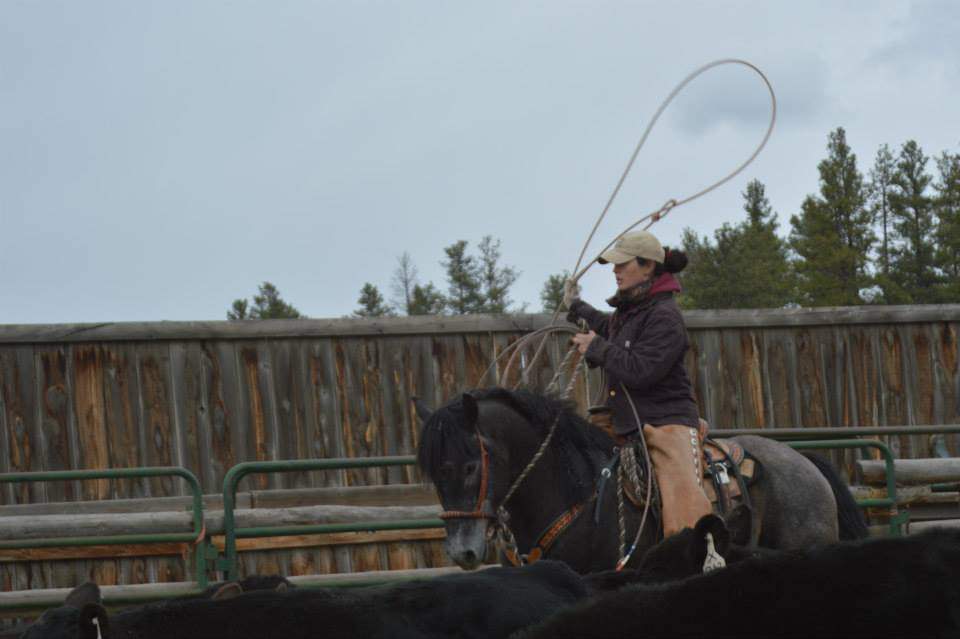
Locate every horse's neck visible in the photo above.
<box><xmin>500</xmin><ymin>433</ymin><xmax>606</xmax><ymax>549</ymax></box>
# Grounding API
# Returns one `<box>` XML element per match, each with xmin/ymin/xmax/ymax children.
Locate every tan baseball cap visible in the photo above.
<box><xmin>597</xmin><ymin>230</ymin><xmax>664</xmax><ymax>265</ymax></box>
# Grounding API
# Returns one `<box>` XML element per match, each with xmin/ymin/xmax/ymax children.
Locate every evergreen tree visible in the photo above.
<box><xmin>227</xmin><ymin>299</ymin><xmax>250</xmax><ymax>320</ymax></box>
<box><xmin>933</xmin><ymin>151</ymin><xmax>960</xmax><ymax>302</ymax></box>
<box><xmin>390</xmin><ymin>252</ymin><xmax>419</xmax><ymax>314</ymax></box>
<box><xmin>408</xmin><ymin>283</ymin><xmax>447</xmax><ymax>315</ymax></box>
<box><xmin>442</xmin><ymin>240</ymin><xmax>485</xmax><ymax>314</ymax></box>
<box><xmin>867</xmin><ymin>144</ymin><xmax>897</xmax><ymax>277</ymax></box>
<box><xmin>353</xmin><ymin>283</ymin><xmax>395</xmax><ymax>317</ymax></box>
<box><xmin>789</xmin><ymin>128</ymin><xmax>874</xmax><ymax>306</ymax></box>
<box><xmin>228</xmin><ymin>282</ymin><xmax>303</xmax><ymax>320</ymax></box>
<box><xmin>888</xmin><ymin>140</ymin><xmax>938</xmax><ymax>303</ymax></box>
<box><xmin>478</xmin><ymin>235</ymin><xmax>519</xmax><ymax>313</ymax></box>
<box><xmin>679</xmin><ymin>180</ymin><xmax>794</xmax><ymax>309</ymax></box>
<box><xmin>540</xmin><ymin>271</ymin><xmax>569</xmax><ymax>313</ymax></box>
<box><xmin>734</xmin><ymin>180</ymin><xmax>796</xmax><ymax>307</ymax></box>
<box><xmin>678</xmin><ymin>228</ymin><xmax>724</xmax><ymax>309</ymax></box>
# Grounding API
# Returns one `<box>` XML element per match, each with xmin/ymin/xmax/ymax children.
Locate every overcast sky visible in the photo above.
<box><xmin>2</xmin><ymin>1</ymin><xmax>958</xmax><ymax>324</ymax></box>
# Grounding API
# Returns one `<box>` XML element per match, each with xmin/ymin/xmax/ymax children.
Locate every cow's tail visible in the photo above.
<box><xmin>803</xmin><ymin>453</ymin><xmax>870</xmax><ymax>540</ymax></box>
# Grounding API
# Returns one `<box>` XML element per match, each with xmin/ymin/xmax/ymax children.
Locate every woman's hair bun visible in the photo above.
<box><xmin>662</xmin><ymin>247</ymin><xmax>688</xmax><ymax>274</ymax></box>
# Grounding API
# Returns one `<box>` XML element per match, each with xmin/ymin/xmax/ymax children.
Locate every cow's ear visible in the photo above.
<box><xmin>694</xmin><ymin>514</ymin><xmax>730</xmax><ymax>556</ymax></box>
<box><xmin>724</xmin><ymin>504</ymin><xmax>753</xmax><ymax>547</ymax></box>
<box><xmin>460</xmin><ymin>393</ymin><xmax>479</xmax><ymax>430</ymax></box>
<box><xmin>79</xmin><ymin>603</ymin><xmax>108</xmax><ymax>639</ymax></box>
<box><xmin>211</xmin><ymin>582</ymin><xmax>243</xmax><ymax>600</ymax></box>
<box><xmin>65</xmin><ymin>582</ymin><xmax>101</xmax><ymax>607</ymax></box>
<box><xmin>412</xmin><ymin>397</ymin><xmax>434</xmax><ymax>424</ymax></box>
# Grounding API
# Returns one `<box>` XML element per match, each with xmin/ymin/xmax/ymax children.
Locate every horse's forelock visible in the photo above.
<box><xmin>416</xmin><ymin>398</ymin><xmax>478</xmax><ymax>480</ymax></box>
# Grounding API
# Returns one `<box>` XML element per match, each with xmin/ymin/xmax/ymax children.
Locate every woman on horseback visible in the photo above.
<box><xmin>563</xmin><ymin>230</ymin><xmax>711</xmax><ymax>537</ymax></box>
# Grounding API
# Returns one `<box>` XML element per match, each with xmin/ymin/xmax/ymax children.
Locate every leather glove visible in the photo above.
<box><xmin>562</xmin><ymin>278</ymin><xmax>581</xmax><ymax>309</ymax></box>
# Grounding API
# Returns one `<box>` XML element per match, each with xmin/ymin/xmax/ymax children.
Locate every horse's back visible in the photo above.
<box><xmin>731</xmin><ymin>435</ymin><xmax>839</xmax><ymax>548</ymax></box>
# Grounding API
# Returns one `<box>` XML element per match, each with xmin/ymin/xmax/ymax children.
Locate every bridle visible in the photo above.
<box><xmin>437</xmin><ymin>432</ymin><xmax>496</xmax><ymax>522</ymax></box>
<box><xmin>436</xmin><ymin>407</ymin><xmax>580</xmax><ymax>565</ymax></box>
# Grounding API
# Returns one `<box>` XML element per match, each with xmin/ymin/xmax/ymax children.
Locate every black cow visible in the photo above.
<box><xmin>584</xmin><ymin>506</ymin><xmax>775</xmax><ymax>592</ymax></box>
<box><xmin>518</xmin><ymin>527</ymin><xmax>960</xmax><ymax>639</ymax></box>
<box><xmin>20</xmin><ymin>560</ymin><xmax>587</xmax><ymax>639</ymax></box>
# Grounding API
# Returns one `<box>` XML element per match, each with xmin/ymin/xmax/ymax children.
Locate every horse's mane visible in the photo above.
<box><xmin>417</xmin><ymin>387</ymin><xmax>614</xmax><ymax>504</ymax></box>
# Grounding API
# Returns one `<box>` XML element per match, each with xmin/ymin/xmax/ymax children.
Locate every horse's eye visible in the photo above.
<box><xmin>464</xmin><ymin>461</ymin><xmax>479</xmax><ymax>476</ymax></box>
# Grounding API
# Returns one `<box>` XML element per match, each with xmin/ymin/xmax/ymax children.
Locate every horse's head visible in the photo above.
<box><xmin>416</xmin><ymin>388</ymin><xmax>613</xmax><ymax>571</ymax></box>
<box><xmin>414</xmin><ymin>392</ymin><xmax>513</xmax><ymax>570</ymax></box>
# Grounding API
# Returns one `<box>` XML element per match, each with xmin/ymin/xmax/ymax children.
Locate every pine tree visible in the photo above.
<box><xmin>678</xmin><ymin>228</ymin><xmax>725</xmax><ymax>309</ymax></box>
<box><xmin>478</xmin><ymin>236</ymin><xmax>519</xmax><ymax>313</ymax></box>
<box><xmin>678</xmin><ymin>181</ymin><xmax>794</xmax><ymax>309</ymax></box>
<box><xmin>888</xmin><ymin>140</ymin><xmax>938</xmax><ymax>303</ymax></box>
<box><xmin>442</xmin><ymin>240</ymin><xmax>485</xmax><ymax>314</ymax></box>
<box><xmin>867</xmin><ymin>144</ymin><xmax>897</xmax><ymax>277</ymax></box>
<box><xmin>734</xmin><ymin>180</ymin><xmax>796</xmax><ymax>308</ymax></box>
<box><xmin>390</xmin><ymin>252</ymin><xmax>419</xmax><ymax>314</ymax></box>
<box><xmin>408</xmin><ymin>283</ymin><xmax>447</xmax><ymax>315</ymax></box>
<box><xmin>228</xmin><ymin>282</ymin><xmax>303</xmax><ymax>320</ymax></box>
<box><xmin>540</xmin><ymin>271</ymin><xmax>569</xmax><ymax>313</ymax></box>
<box><xmin>933</xmin><ymin>151</ymin><xmax>960</xmax><ymax>302</ymax></box>
<box><xmin>353</xmin><ymin>283</ymin><xmax>394</xmax><ymax>317</ymax></box>
<box><xmin>789</xmin><ymin>128</ymin><xmax>874</xmax><ymax>306</ymax></box>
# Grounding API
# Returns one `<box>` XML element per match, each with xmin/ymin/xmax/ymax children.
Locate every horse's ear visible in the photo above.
<box><xmin>65</xmin><ymin>582</ymin><xmax>101</xmax><ymax>607</ymax></box>
<box><xmin>724</xmin><ymin>504</ymin><xmax>753</xmax><ymax>547</ymax></box>
<box><xmin>461</xmin><ymin>393</ymin><xmax>479</xmax><ymax>430</ymax></box>
<box><xmin>411</xmin><ymin>397</ymin><xmax>434</xmax><ymax>424</ymax></box>
<box><xmin>694</xmin><ymin>513</ymin><xmax>730</xmax><ymax>556</ymax></box>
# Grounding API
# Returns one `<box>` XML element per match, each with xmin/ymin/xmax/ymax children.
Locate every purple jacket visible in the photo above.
<box><xmin>567</xmin><ymin>276</ymin><xmax>699</xmax><ymax>434</ymax></box>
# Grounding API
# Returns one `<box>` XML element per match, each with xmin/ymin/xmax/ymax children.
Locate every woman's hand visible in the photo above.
<box><xmin>562</xmin><ymin>279</ymin><xmax>581</xmax><ymax>309</ymax></box>
<box><xmin>571</xmin><ymin>330</ymin><xmax>597</xmax><ymax>354</ymax></box>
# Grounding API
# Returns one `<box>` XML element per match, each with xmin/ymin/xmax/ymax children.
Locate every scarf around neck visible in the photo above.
<box><xmin>605</xmin><ymin>272</ymin><xmax>681</xmax><ymax>309</ymax></box>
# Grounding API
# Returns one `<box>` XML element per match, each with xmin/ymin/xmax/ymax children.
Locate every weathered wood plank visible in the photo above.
<box><xmin>0</xmin><ymin>346</ymin><xmax>41</xmax><ymax>504</ymax></box>
<box><xmin>101</xmin><ymin>345</ymin><xmax>144</xmax><ymax>497</ymax></box>
<box><xmin>0</xmin><ymin>543</ymin><xmax>190</xmax><ymax>563</ymax></box>
<box><xmin>71</xmin><ymin>345</ymin><xmax>110</xmax><ymax>499</ymax></box>
<box><xmin>209</xmin><ymin>342</ymin><xmax>241</xmax><ymax>488</ymax></box>
<box><xmin>137</xmin><ymin>345</ymin><xmax>176</xmax><ymax>497</ymax></box>
<box><xmin>36</xmin><ymin>347</ymin><xmax>73</xmax><ymax>502</ymax></box>
<box><xmin>5</xmin><ymin>306</ymin><xmax>960</xmax><ymax>344</ymax></box>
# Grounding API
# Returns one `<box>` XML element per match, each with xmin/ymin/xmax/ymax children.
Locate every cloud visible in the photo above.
<box><xmin>665</xmin><ymin>56</ymin><xmax>828</xmax><ymax>136</ymax></box>
<box><xmin>869</xmin><ymin>1</ymin><xmax>960</xmax><ymax>76</ymax></box>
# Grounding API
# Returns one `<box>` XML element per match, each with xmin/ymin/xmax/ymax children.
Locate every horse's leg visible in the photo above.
<box><xmin>734</xmin><ymin>435</ymin><xmax>839</xmax><ymax>548</ymax></box>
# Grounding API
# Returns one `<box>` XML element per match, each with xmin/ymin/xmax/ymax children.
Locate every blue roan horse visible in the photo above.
<box><xmin>415</xmin><ymin>388</ymin><xmax>866</xmax><ymax>574</ymax></box>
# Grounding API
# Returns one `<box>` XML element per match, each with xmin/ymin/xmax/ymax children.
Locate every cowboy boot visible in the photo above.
<box><xmin>643</xmin><ymin>424</ymin><xmax>713</xmax><ymax>537</ymax></box>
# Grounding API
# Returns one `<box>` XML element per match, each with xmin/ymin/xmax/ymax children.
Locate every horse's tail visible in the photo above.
<box><xmin>803</xmin><ymin>453</ymin><xmax>869</xmax><ymax>540</ymax></box>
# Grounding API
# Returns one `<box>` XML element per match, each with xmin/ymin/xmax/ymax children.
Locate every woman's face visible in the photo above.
<box><xmin>613</xmin><ymin>258</ymin><xmax>656</xmax><ymax>291</ymax></box>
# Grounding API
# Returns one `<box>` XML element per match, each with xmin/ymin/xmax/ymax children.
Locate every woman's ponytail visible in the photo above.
<box><xmin>656</xmin><ymin>246</ymin><xmax>688</xmax><ymax>275</ymax></box>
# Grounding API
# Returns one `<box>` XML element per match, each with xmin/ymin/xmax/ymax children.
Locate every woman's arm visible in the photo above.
<box><xmin>583</xmin><ymin>311</ymin><xmax>686</xmax><ymax>390</ymax></box>
<box><xmin>566</xmin><ymin>299</ymin><xmax>611</xmax><ymax>337</ymax></box>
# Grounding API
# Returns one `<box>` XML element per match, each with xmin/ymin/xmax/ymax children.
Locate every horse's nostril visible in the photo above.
<box><xmin>463</xmin><ymin>550</ymin><xmax>476</xmax><ymax>563</ymax></box>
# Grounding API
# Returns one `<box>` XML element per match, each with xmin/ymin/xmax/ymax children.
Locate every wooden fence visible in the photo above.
<box><xmin>1</xmin><ymin>305</ymin><xmax>959</xmax><ymax>590</ymax></box>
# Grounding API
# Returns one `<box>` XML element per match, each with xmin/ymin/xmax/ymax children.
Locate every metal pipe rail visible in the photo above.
<box><xmin>713</xmin><ymin>425</ymin><xmax>960</xmax><ymax>440</ymax></box>
<box><xmin>0</xmin><ymin>467</ymin><xmax>208</xmax><ymax>588</ymax></box>
<box><xmin>788</xmin><ymin>439</ymin><xmax>906</xmax><ymax>536</ymax></box>
<box><xmin>220</xmin><ymin>456</ymin><xmax>444</xmax><ymax>581</ymax></box>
